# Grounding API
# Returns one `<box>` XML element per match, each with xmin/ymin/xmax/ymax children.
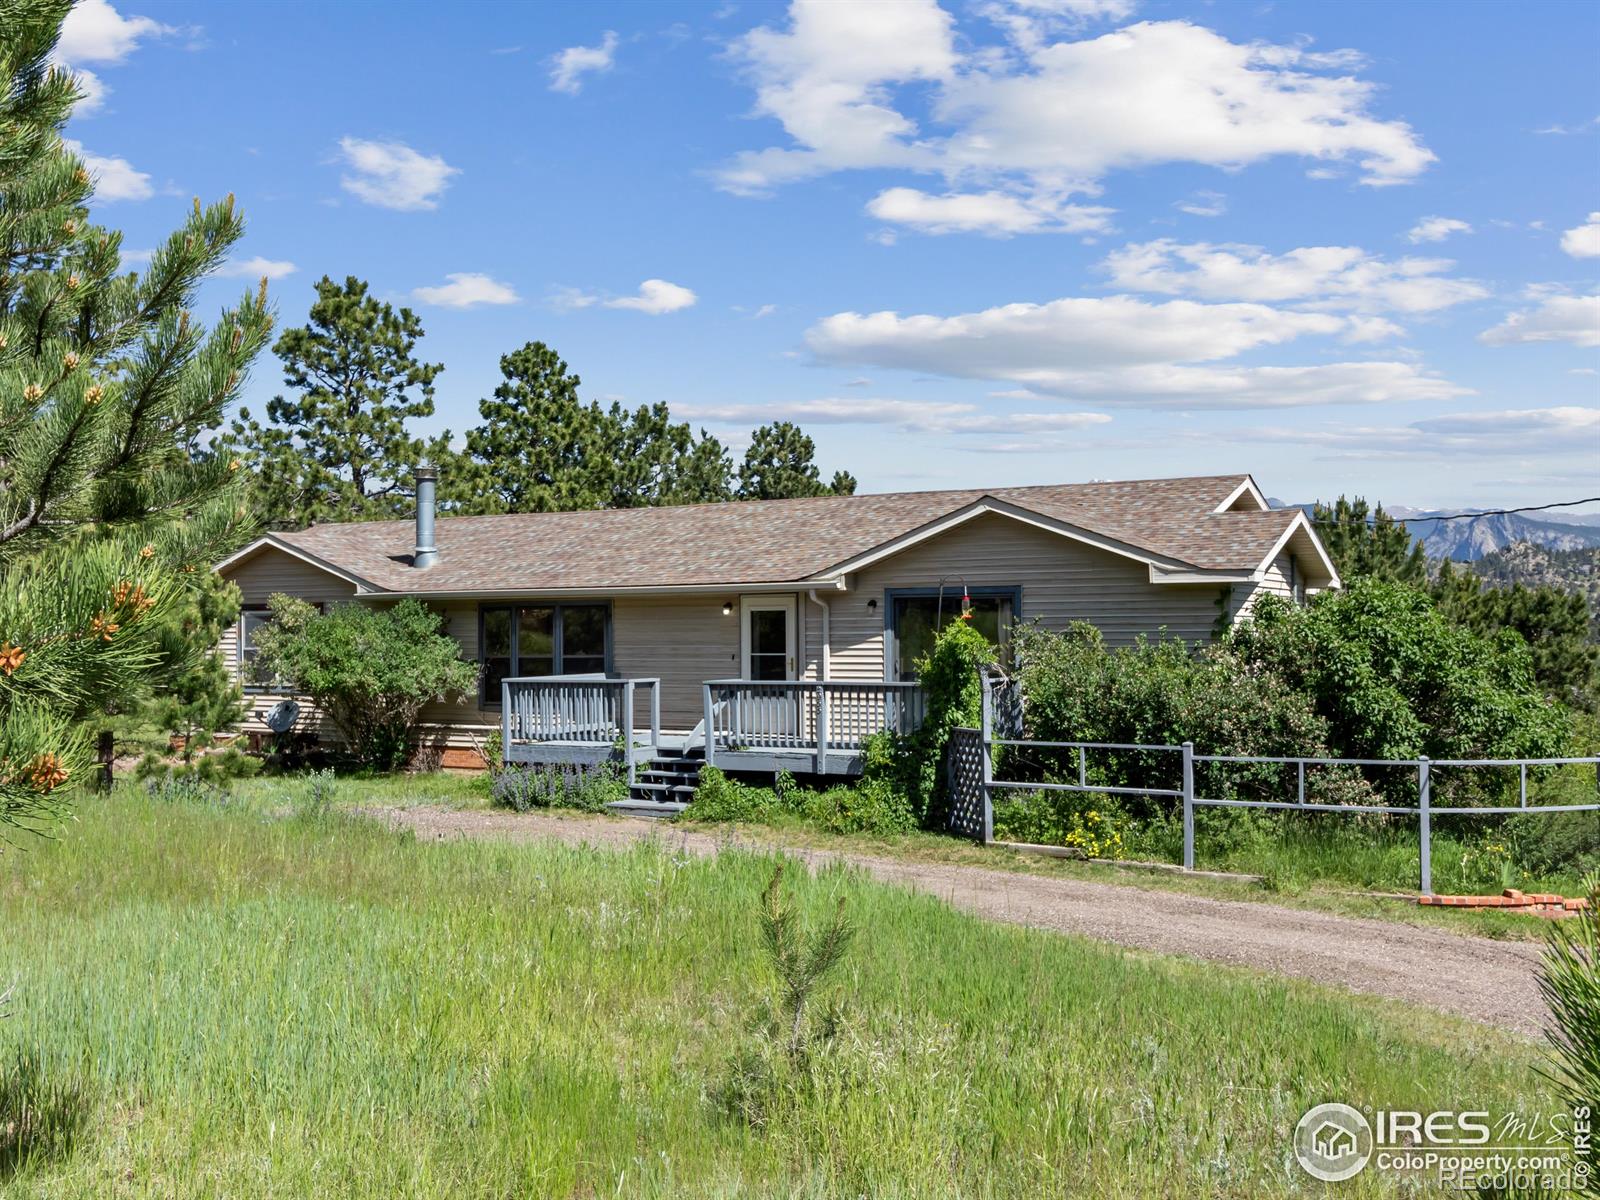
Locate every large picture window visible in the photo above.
<box><xmin>887</xmin><ymin>588</ymin><xmax>1018</xmax><ymax>681</ymax></box>
<box><xmin>479</xmin><ymin>603</ymin><xmax>611</xmax><ymax>706</ymax></box>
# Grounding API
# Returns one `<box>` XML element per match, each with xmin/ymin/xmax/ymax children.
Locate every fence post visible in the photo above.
<box><xmin>979</xmin><ymin>674</ymin><xmax>994</xmax><ymax>845</ymax></box>
<box><xmin>815</xmin><ymin>683</ymin><xmax>829</xmax><ymax>775</ymax></box>
<box><xmin>623</xmin><ymin>682</ymin><xmax>636</xmax><ymax>793</ymax></box>
<box><xmin>702</xmin><ymin>683</ymin><xmax>716</xmax><ymax>770</ymax></box>
<box><xmin>1418</xmin><ymin>756</ymin><xmax>1432</xmax><ymax>896</ymax></box>
<box><xmin>1181</xmin><ymin>742</ymin><xmax>1195</xmax><ymax>871</ymax></box>
<box><xmin>500</xmin><ymin>681</ymin><xmax>512</xmax><ymax>768</ymax></box>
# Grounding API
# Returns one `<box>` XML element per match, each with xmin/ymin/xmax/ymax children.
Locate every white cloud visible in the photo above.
<box><xmin>1561</xmin><ymin>212</ymin><xmax>1600</xmax><ymax>258</ymax></box>
<box><xmin>1406</xmin><ymin>215</ymin><xmax>1471</xmax><ymax>243</ymax></box>
<box><xmin>1175</xmin><ymin>190</ymin><xmax>1226</xmax><ymax>217</ymax></box>
<box><xmin>336</xmin><ymin>137</ymin><xmax>459</xmax><ymax>211</ymax></box>
<box><xmin>979</xmin><ymin>0</ymin><xmax>1139</xmax><ymax>55</ymax></box>
<box><xmin>119</xmin><ymin>246</ymin><xmax>152</xmax><ymax>271</ymax></box>
<box><xmin>67</xmin><ymin>66</ymin><xmax>108</xmax><ymax>115</ymax></box>
<box><xmin>678</xmin><ymin>396</ymin><xmax>1112</xmax><ymax>434</ymax></box>
<box><xmin>1100</xmin><ymin>239</ymin><xmax>1489</xmax><ymax>313</ymax></box>
<box><xmin>411</xmin><ymin>272</ymin><xmax>520</xmax><ymax>308</ymax></box>
<box><xmin>719</xmin><ymin>9</ymin><xmax>1433</xmax><ymax>224</ymax></box>
<box><xmin>806</xmin><ymin>293</ymin><xmax>1468</xmax><ymax>408</ymax></box>
<box><xmin>52</xmin><ymin>0</ymin><xmax>175</xmax><ymax>115</ymax></box>
<box><xmin>753</xmin><ymin>303</ymin><xmax>777</xmax><ymax>318</ymax></box>
<box><xmin>549</xmin><ymin>31</ymin><xmax>619</xmax><ymax>95</ymax></box>
<box><xmin>1535</xmin><ymin>116</ymin><xmax>1600</xmax><ymax>135</ymax></box>
<box><xmin>216</xmin><ymin>256</ymin><xmax>297</xmax><ymax>280</ymax></box>
<box><xmin>866</xmin><ymin>186</ymin><xmax>1114</xmax><ymax>236</ymax></box>
<box><xmin>63</xmin><ymin>138</ymin><xmax>151</xmax><ymax>201</ymax></box>
<box><xmin>1235</xmin><ymin>407</ymin><xmax>1600</xmax><ymax>459</ymax></box>
<box><xmin>57</xmin><ymin>0</ymin><xmax>170</xmax><ymax>63</ymax></box>
<box><xmin>603</xmin><ymin>279</ymin><xmax>697</xmax><ymax>314</ymax></box>
<box><xmin>1478</xmin><ymin>292</ymin><xmax>1600</xmax><ymax>348</ymax></box>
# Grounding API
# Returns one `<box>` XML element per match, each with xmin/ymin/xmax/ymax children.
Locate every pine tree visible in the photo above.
<box><xmin>462</xmin><ymin>341</ymin><xmax>600</xmax><ymax>513</ymax></box>
<box><xmin>1434</xmin><ymin>561</ymin><xmax>1598</xmax><ymax>708</ymax></box>
<box><xmin>603</xmin><ymin>401</ymin><xmax>732</xmax><ymax>507</ymax></box>
<box><xmin>1311</xmin><ymin>495</ymin><xmax>1427</xmax><ymax>586</ymax></box>
<box><xmin>0</xmin><ymin>0</ymin><xmax>272</xmax><ymax>833</ymax></box>
<box><xmin>228</xmin><ymin>276</ymin><xmax>451</xmax><ymax>528</ymax></box>
<box><xmin>737</xmin><ymin>421</ymin><xmax>856</xmax><ymax>500</ymax></box>
<box><xmin>461</xmin><ymin>341</ymin><xmax>733</xmax><ymax>512</ymax></box>
<box><xmin>138</xmin><ymin>572</ymin><xmax>247</xmax><ymax>760</ymax></box>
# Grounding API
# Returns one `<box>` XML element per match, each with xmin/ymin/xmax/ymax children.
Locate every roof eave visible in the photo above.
<box><xmin>812</xmin><ymin>496</ymin><xmax>1197</xmax><ymax>581</ymax></box>
<box><xmin>1254</xmin><ymin>511</ymin><xmax>1342</xmax><ymax>590</ymax></box>
<box><xmin>213</xmin><ymin>534</ymin><xmax>384</xmax><ymax>593</ymax></box>
<box><xmin>1211</xmin><ymin>475</ymin><xmax>1269</xmax><ymax>513</ymax></box>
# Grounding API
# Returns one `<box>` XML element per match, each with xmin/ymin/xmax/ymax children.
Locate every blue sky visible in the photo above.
<box><xmin>56</xmin><ymin>0</ymin><xmax>1600</xmax><ymax>510</ymax></box>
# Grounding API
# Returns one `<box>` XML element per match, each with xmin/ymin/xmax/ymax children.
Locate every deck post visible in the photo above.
<box><xmin>1181</xmin><ymin>741</ymin><xmax>1195</xmax><ymax>871</ymax></box>
<box><xmin>623</xmin><ymin>682</ymin><xmax>636</xmax><ymax>791</ymax></box>
<box><xmin>702</xmin><ymin>683</ymin><xmax>716</xmax><ymax>769</ymax></box>
<box><xmin>815</xmin><ymin>683</ymin><xmax>829</xmax><ymax>774</ymax></box>
<box><xmin>649</xmin><ymin>680</ymin><xmax>661</xmax><ymax>750</ymax></box>
<box><xmin>500</xmin><ymin>678</ymin><xmax>512</xmax><ymax>767</ymax></box>
<box><xmin>1418</xmin><ymin>756</ymin><xmax>1432</xmax><ymax>896</ymax></box>
<box><xmin>979</xmin><ymin>675</ymin><xmax>994</xmax><ymax>845</ymax></box>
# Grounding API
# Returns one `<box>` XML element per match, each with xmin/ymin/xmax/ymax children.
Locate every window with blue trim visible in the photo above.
<box><xmin>889</xmin><ymin>588</ymin><xmax>1017</xmax><ymax>680</ymax></box>
<box><xmin>479</xmin><ymin>603</ymin><xmax>610</xmax><ymax>706</ymax></box>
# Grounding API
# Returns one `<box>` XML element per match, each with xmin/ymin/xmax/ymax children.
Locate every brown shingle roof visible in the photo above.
<box><xmin>262</xmin><ymin>474</ymin><xmax>1304</xmax><ymax>593</ymax></box>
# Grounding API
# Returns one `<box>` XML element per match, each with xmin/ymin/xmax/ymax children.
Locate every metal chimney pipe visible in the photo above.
<box><xmin>414</xmin><ymin>464</ymin><xmax>438</xmax><ymax>568</ymax></box>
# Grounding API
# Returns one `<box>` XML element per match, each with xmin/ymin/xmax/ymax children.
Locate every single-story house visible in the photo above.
<box><xmin>215</xmin><ymin>470</ymin><xmax>1338</xmax><ymax>805</ymax></box>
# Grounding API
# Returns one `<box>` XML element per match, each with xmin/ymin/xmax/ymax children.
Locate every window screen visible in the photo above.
<box><xmin>892</xmin><ymin>592</ymin><xmax>1015</xmax><ymax>681</ymax></box>
<box><xmin>479</xmin><ymin>604</ymin><xmax>612</xmax><ymax>705</ymax></box>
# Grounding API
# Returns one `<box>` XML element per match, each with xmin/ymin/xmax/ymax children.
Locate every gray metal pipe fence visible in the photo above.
<box><xmin>958</xmin><ymin>674</ymin><xmax>1600</xmax><ymax>895</ymax></box>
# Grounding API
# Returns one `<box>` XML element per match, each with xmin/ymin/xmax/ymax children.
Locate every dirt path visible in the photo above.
<box><xmin>379</xmin><ymin>805</ymin><xmax>1549</xmax><ymax>1037</ymax></box>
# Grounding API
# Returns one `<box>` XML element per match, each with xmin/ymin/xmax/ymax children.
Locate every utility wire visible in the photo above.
<box><xmin>1310</xmin><ymin>496</ymin><xmax>1600</xmax><ymax>526</ymax></box>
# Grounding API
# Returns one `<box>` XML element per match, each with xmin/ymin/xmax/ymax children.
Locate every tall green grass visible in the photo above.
<box><xmin>0</xmin><ymin>789</ymin><xmax>1557</xmax><ymax>1197</ymax></box>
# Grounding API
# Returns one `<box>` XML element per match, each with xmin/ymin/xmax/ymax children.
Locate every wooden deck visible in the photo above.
<box><xmin>501</xmin><ymin>676</ymin><xmax>926</xmax><ymax>793</ymax></box>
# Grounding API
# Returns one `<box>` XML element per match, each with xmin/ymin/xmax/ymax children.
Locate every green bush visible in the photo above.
<box><xmin>135</xmin><ymin>746</ymin><xmax>260</xmax><ymax>788</ymax></box>
<box><xmin>897</xmin><ymin>621</ymin><xmax>995</xmax><ymax>825</ymax></box>
<box><xmin>991</xmin><ymin>790</ymin><xmax>1129</xmax><ymax>858</ymax></box>
<box><xmin>1228</xmin><ymin>580</ymin><xmax>1569</xmax><ymax>766</ymax></box>
<box><xmin>250</xmin><ymin>596</ymin><xmax>479</xmax><ymax>771</ymax></box>
<box><xmin>685</xmin><ymin>768</ymin><xmax>914</xmax><ymax>836</ymax></box>
<box><xmin>1536</xmin><ymin>870</ymin><xmax>1600</xmax><ymax>1195</ymax></box>
<box><xmin>796</xmin><ymin>778</ymin><xmax>914</xmax><ymax>836</ymax></box>
<box><xmin>1013</xmin><ymin>621</ymin><xmax>1341</xmax><ymax>812</ymax></box>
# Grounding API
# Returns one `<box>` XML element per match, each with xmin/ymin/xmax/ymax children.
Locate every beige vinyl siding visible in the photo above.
<box><xmin>414</xmin><ymin>602</ymin><xmax>496</xmax><ymax>741</ymax></box>
<box><xmin>828</xmin><ymin>512</ymin><xmax>1226</xmax><ymax>682</ymax></box>
<box><xmin>221</xmin><ymin>548</ymin><xmax>360</xmax><ymax>740</ymax></box>
<box><xmin>1226</xmin><ymin>551</ymin><xmax>1295</xmax><ymax>623</ymax></box>
<box><xmin>416</xmin><ymin>596</ymin><xmax>742</xmax><ymax>734</ymax></box>
<box><xmin>612</xmin><ymin>595</ymin><xmax>742</xmax><ymax>729</ymax></box>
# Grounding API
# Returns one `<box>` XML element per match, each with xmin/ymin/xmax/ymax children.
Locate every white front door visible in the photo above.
<box><xmin>740</xmin><ymin>595</ymin><xmax>797</xmax><ymax>682</ymax></box>
<box><xmin>737</xmin><ymin>596</ymin><xmax>799</xmax><ymax>742</ymax></box>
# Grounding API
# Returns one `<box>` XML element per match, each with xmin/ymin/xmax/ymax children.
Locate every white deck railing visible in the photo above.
<box><xmin>501</xmin><ymin>675</ymin><xmax>661</xmax><ymax>753</ymax></box>
<box><xmin>701</xmin><ymin>679</ymin><xmax>925</xmax><ymax>773</ymax></box>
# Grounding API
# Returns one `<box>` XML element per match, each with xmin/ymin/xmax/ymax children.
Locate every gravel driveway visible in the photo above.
<box><xmin>378</xmin><ymin>805</ymin><xmax>1550</xmax><ymax>1037</ymax></box>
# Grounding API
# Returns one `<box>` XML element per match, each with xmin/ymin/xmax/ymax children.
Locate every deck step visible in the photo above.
<box><xmin>629</xmin><ymin>751</ymin><xmax>702</xmax><ymax>806</ymax></box>
<box><xmin>607</xmin><ymin>798</ymin><xmax>690</xmax><ymax>817</ymax></box>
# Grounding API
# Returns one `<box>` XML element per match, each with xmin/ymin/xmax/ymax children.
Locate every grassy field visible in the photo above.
<box><xmin>0</xmin><ymin>785</ymin><xmax>1561</xmax><ymax>1197</ymax></box>
<box><xmin>215</xmin><ymin>767</ymin><xmax>1584</xmax><ymax>938</ymax></box>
